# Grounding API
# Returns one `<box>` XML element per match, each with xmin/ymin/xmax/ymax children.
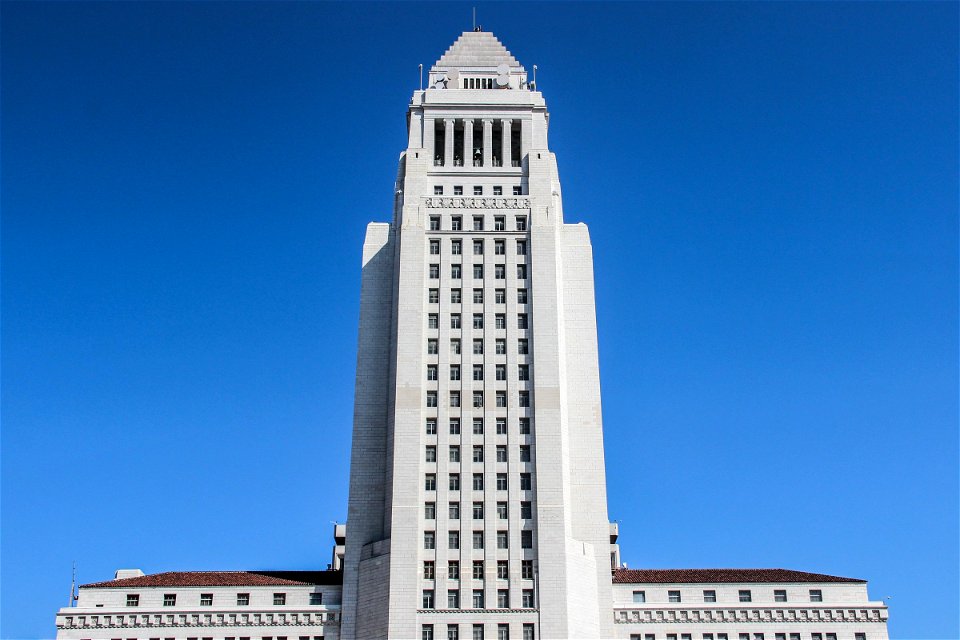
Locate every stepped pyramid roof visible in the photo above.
<box><xmin>432</xmin><ymin>30</ymin><xmax>524</xmax><ymax>70</ymax></box>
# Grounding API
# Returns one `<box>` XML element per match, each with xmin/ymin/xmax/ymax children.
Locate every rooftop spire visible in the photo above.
<box><xmin>431</xmin><ymin>31</ymin><xmax>524</xmax><ymax>72</ymax></box>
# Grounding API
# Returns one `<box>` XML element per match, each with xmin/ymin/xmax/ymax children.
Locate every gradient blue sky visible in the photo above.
<box><xmin>2</xmin><ymin>2</ymin><xmax>957</xmax><ymax>639</ymax></box>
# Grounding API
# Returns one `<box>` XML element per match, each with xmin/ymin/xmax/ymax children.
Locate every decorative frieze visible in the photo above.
<box><xmin>57</xmin><ymin>609</ymin><xmax>339</xmax><ymax>629</ymax></box>
<box><xmin>612</xmin><ymin>607</ymin><xmax>888</xmax><ymax>624</ymax></box>
<box><xmin>423</xmin><ymin>196</ymin><xmax>531</xmax><ymax>209</ymax></box>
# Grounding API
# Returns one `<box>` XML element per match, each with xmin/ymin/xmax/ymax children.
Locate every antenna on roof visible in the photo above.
<box><xmin>419</xmin><ymin>63</ymin><xmax>423</xmax><ymax>91</ymax></box>
<box><xmin>68</xmin><ymin>561</ymin><xmax>78</xmax><ymax>607</ymax></box>
<box><xmin>472</xmin><ymin>7</ymin><xmax>475</xmax><ymax>31</ymax></box>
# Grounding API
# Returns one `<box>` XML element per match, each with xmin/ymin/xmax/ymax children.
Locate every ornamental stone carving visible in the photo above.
<box><xmin>424</xmin><ymin>196</ymin><xmax>531</xmax><ymax>209</ymax></box>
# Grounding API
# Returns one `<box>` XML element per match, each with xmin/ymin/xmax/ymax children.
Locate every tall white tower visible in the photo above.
<box><xmin>342</xmin><ymin>31</ymin><xmax>615</xmax><ymax>640</ymax></box>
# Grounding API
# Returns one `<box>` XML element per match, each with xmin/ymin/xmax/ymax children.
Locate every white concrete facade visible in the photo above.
<box><xmin>342</xmin><ymin>30</ymin><xmax>614</xmax><ymax>640</ymax></box>
<box><xmin>55</xmin><ymin>570</ymin><xmax>342</xmax><ymax>640</ymax></box>
<box><xmin>53</xmin><ymin>29</ymin><xmax>892</xmax><ymax>640</ymax></box>
<box><xmin>609</xmin><ymin>574</ymin><xmax>889</xmax><ymax>640</ymax></box>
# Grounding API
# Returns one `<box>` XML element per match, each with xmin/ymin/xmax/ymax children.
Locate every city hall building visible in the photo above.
<box><xmin>54</xmin><ymin>30</ymin><xmax>891</xmax><ymax>640</ymax></box>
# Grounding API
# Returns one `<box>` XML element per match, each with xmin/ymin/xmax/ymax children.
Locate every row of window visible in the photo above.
<box><xmin>424</xmin><ymin>529</ymin><xmax>534</xmax><ymax>550</ymax></box>
<box><xmin>426</xmin><ymin>418</ymin><xmax>532</xmax><ymax>435</ymax></box>
<box><xmin>430</xmin><ymin>238</ymin><xmax>527</xmax><ymax>256</ymax></box>
<box><xmin>427</xmin><ymin>339</ymin><xmax>527</xmax><ymax>357</ymax></box>
<box><xmin>426</xmin><ymin>501</ymin><xmax>534</xmax><ymax>522</ymax></box>
<box><xmin>429</xmin><ymin>264</ymin><xmax>528</xmax><ymax>280</ymax></box>
<box><xmin>426</xmin><ymin>391</ymin><xmax>531</xmax><ymax>408</ymax></box>
<box><xmin>426</xmin><ymin>445</ymin><xmax>532</xmax><ymax>463</ymax></box>
<box><xmin>425</xmin><ymin>473</ymin><xmax>533</xmax><ymax>491</ymax></box>
<box><xmin>429</xmin><ymin>216</ymin><xmax>526</xmax><ymax>232</ymax></box>
<box><xmin>421</xmin><ymin>588</ymin><xmax>535</xmax><ymax>609</ymax></box>
<box><xmin>422</xmin><ymin>623</ymin><xmax>535</xmax><ymax>640</ymax></box>
<box><xmin>633</xmin><ymin>589</ymin><xmax>827</xmax><ymax>604</ymax></box>
<box><xmin>428</xmin><ymin>364</ymin><xmax>531</xmax><ymax>381</ymax></box>
<box><xmin>429</xmin><ymin>314</ymin><xmax>529</xmax><ymax>330</ymax></box>
<box><xmin>630</xmin><ymin>633</ymin><xmax>867</xmax><ymax>640</ymax></box>
<box><xmin>423</xmin><ymin>559</ymin><xmax>535</xmax><ymax>580</ymax></box>
<box><xmin>125</xmin><ymin>593</ymin><xmax>318</xmax><ymax>607</ymax></box>
<box><xmin>432</xmin><ymin>186</ymin><xmax>524</xmax><ymax>196</ymax></box>
<box><xmin>428</xmin><ymin>314</ymin><xmax>529</xmax><ymax>330</ymax></box>
<box><xmin>429</xmin><ymin>288</ymin><xmax>528</xmax><ymax>304</ymax></box>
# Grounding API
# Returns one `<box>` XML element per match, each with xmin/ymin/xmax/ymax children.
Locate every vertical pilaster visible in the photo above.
<box><xmin>502</xmin><ymin>119</ymin><xmax>512</xmax><ymax>168</ymax></box>
<box><xmin>424</xmin><ymin>117</ymin><xmax>436</xmax><ymax>165</ymax></box>
<box><xmin>521</xmin><ymin>118</ymin><xmax>533</xmax><ymax>164</ymax></box>
<box><xmin>444</xmin><ymin>118</ymin><xmax>455</xmax><ymax>167</ymax></box>
<box><xmin>482</xmin><ymin>119</ymin><xmax>493</xmax><ymax>168</ymax></box>
<box><xmin>463</xmin><ymin>119</ymin><xmax>474</xmax><ymax>168</ymax></box>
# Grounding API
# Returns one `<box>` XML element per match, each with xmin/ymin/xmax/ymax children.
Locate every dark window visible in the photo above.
<box><xmin>497</xmin><ymin>531</ymin><xmax>509</xmax><ymax>549</ymax></box>
<box><xmin>520</xmin><ymin>530</ymin><xmax>533</xmax><ymax>548</ymax></box>
<box><xmin>520</xmin><ymin>501</ymin><xmax>532</xmax><ymax>519</ymax></box>
<box><xmin>518</xmin><ymin>561</ymin><xmax>533</xmax><ymax>582</ymax></box>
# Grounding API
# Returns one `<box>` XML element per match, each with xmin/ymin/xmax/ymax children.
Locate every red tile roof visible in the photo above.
<box><xmin>612</xmin><ymin>568</ymin><xmax>864</xmax><ymax>584</ymax></box>
<box><xmin>81</xmin><ymin>570</ymin><xmax>343</xmax><ymax>589</ymax></box>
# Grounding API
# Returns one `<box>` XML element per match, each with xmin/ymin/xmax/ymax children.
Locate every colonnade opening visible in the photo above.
<box><xmin>431</xmin><ymin>118</ymin><xmax>522</xmax><ymax>169</ymax></box>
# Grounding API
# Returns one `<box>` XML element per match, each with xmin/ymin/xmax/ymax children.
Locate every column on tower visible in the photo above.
<box><xmin>482</xmin><ymin>119</ymin><xmax>493</xmax><ymax>168</ymax></box>
<box><xmin>444</xmin><ymin>118</ymin><xmax>455</xmax><ymax>168</ymax></box>
<box><xmin>424</xmin><ymin>117</ymin><xmax>436</xmax><ymax>162</ymax></box>
<box><xmin>463</xmin><ymin>119</ymin><xmax>474</xmax><ymax>168</ymax></box>
<box><xmin>501</xmin><ymin>119</ymin><xmax>512</xmax><ymax>169</ymax></box>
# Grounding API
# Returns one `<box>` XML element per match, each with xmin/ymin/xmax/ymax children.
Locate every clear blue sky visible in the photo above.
<box><xmin>2</xmin><ymin>2</ymin><xmax>956</xmax><ymax>639</ymax></box>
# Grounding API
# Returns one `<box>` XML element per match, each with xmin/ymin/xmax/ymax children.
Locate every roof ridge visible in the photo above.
<box><xmin>611</xmin><ymin>568</ymin><xmax>866</xmax><ymax>584</ymax></box>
